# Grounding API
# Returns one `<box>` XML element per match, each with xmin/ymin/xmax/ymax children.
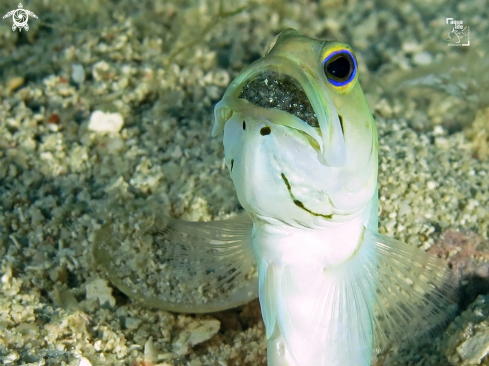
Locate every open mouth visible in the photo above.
<box><xmin>238</xmin><ymin>71</ymin><xmax>318</xmax><ymax>128</ymax></box>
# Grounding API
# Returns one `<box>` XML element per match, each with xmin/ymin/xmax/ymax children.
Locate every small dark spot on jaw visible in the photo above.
<box><xmin>338</xmin><ymin>115</ymin><xmax>344</xmax><ymax>135</ymax></box>
<box><xmin>293</xmin><ymin>199</ymin><xmax>305</xmax><ymax>208</ymax></box>
<box><xmin>281</xmin><ymin>173</ymin><xmax>291</xmax><ymax>190</ymax></box>
<box><xmin>243</xmin><ymin>121</ymin><xmax>246</xmax><ymax>130</ymax></box>
<box><xmin>230</xmin><ymin>159</ymin><xmax>234</xmax><ymax>172</ymax></box>
<box><xmin>260</xmin><ymin>126</ymin><xmax>271</xmax><ymax>136</ymax></box>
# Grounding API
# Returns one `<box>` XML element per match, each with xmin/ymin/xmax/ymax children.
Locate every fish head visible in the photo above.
<box><xmin>213</xmin><ymin>29</ymin><xmax>378</xmax><ymax>227</ymax></box>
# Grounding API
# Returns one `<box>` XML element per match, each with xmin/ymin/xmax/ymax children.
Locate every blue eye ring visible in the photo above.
<box><xmin>322</xmin><ymin>48</ymin><xmax>357</xmax><ymax>88</ymax></box>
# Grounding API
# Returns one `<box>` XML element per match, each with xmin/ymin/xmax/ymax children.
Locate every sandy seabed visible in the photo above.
<box><xmin>1</xmin><ymin>0</ymin><xmax>489</xmax><ymax>365</ymax></box>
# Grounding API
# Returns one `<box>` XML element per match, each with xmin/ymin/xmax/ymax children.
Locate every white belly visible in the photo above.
<box><xmin>252</xmin><ymin>203</ymin><xmax>376</xmax><ymax>366</ymax></box>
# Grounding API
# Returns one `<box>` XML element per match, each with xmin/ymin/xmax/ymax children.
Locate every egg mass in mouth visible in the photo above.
<box><xmin>238</xmin><ymin>71</ymin><xmax>318</xmax><ymax>127</ymax></box>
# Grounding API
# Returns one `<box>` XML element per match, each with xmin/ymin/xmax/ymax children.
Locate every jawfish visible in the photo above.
<box><xmin>95</xmin><ymin>29</ymin><xmax>456</xmax><ymax>366</ymax></box>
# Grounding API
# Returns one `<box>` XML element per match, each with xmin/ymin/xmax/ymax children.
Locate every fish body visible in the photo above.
<box><xmin>95</xmin><ymin>29</ymin><xmax>456</xmax><ymax>366</ymax></box>
<box><xmin>214</xmin><ymin>29</ymin><xmax>378</xmax><ymax>365</ymax></box>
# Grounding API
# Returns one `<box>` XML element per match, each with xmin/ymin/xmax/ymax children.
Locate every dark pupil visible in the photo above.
<box><xmin>326</xmin><ymin>56</ymin><xmax>351</xmax><ymax>80</ymax></box>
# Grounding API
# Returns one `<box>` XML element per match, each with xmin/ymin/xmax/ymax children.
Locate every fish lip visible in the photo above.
<box><xmin>214</xmin><ymin>98</ymin><xmax>323</xmax><ymax>152</ymax></box>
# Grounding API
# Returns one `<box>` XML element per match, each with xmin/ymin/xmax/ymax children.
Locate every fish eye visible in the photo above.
<box><xmin>322</xmin><ymin>49</ymin><xmax>357</xmax><ymax>88</ymax></box>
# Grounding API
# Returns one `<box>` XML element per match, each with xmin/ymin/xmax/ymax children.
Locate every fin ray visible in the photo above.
<box><xmin>368</xmin><ymin>230</ymin><xmax>457</xmax><ymax>351</ymax></box>
<box><xmin>260</xmin><ymin>228</ymin><xmax>456</xmax><ymax>365</ymax></box>
<box><xmin>94</xmin><ymin>214</ymin><xmax>258</xmax><ymax>313</ymax></box>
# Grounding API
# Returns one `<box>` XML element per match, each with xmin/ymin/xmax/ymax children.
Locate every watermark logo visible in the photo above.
<box><xmin>2</xmin><ymin>3</ymin><xmax>38</xmax><ymax>32</ymax></box>
<box><xmin>445</xmin><ymin>18</ymin><xmax>469</xmax><ymax>46</ymax></box>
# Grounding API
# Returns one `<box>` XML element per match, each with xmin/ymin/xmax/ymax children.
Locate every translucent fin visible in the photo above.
<box><xmin>368</xmin><ymin>229</ymin><xmax>457</xmax><ymax>352</ymax></box>
<box><xmin>381</xmin><ymin>48</ymin><xmax>488</xmax><ymax>105</ymax></box>
<box><xmin>260</xmin><ymin>228</ymin><xmax>456</xmax><ymax>366</ymax></box>
<box><xmin>93</xmin><ymin>214</ymin><xmax>258</xmax><ymax>313</ymax></box>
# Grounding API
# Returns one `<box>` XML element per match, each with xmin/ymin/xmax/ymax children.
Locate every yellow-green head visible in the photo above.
<box><xmin>214</xmin><ymin>29</ymin><xmax>378</xmax><ymax>227</ymax></box>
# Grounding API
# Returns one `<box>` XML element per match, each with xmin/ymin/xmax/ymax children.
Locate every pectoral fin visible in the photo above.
<box><xmin>258</xmin><ymin>228</ymin><xmax>457</xmax><ymax>366</ymax></box>
<box><xmin>93</xmin><ymin>214</ymin><xmax>258</xmax><ymax>313</ymax></box>
<box><xmin>368</xmin><ymin>229</ymin><xmax>457</xmax><ymax>352</ymax></box>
